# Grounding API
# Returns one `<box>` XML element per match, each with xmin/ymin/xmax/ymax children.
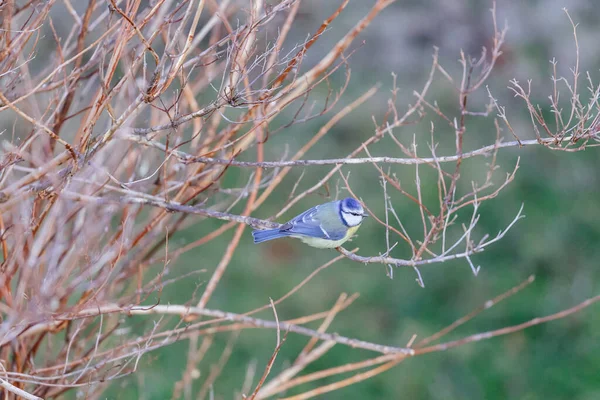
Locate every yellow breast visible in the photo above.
<box><xmin>298</xmin><ymin>224</ymin><xmax>361</xmax><ymax>249</ymax></box>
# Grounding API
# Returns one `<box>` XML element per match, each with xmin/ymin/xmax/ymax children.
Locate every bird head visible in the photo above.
<box><xmin>339</xmin><ymin>197</ymin><xmax>368</xmax><ymax>227</ymax></box>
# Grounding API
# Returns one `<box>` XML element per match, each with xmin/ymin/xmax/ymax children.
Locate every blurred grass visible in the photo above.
<box><xmin>96</xmin><ymin>1</ymin><xmax>600</xmax><ymax>399</ymax></box>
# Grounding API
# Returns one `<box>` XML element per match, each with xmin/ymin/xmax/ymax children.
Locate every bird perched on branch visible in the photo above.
<box><xmin>252</xmin><ymin>197</ymin><xmax>368</xmax><ymax>248</ymax></box>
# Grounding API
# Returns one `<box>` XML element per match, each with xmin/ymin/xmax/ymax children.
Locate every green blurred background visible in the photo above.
<box><xmin>105</xmin><ymin>1</ymin><xmax>600</xmax><ymax>399</ymax></box>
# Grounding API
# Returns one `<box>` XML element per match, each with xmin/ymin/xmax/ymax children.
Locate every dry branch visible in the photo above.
<box><xmin>0</xmin><ymin>0</ymin><xmax>598</xmax><ymax>398</ymax></box>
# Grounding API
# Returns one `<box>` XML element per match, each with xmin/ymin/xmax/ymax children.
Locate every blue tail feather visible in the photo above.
<box><xmin>252</xmin><ymin>228</ymin><xmax>290</xmax><ymax>244</ymax></box>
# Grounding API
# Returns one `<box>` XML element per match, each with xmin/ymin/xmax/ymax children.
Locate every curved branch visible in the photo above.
<box><xmin>4</xmin><ymin>304</ymin><xmax>414</xmax><ymax>356</ymax></box>
<box><xmin>122</xmin><ymin>133</ymin><xmax>599</xmax><ymax>168</ymax></box>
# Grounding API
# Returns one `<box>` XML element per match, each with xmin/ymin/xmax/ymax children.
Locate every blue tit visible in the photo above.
<box><xmin>252</xmin><ymin>197</ymin><xmax>368</xmax><ymax>248</ymax></box>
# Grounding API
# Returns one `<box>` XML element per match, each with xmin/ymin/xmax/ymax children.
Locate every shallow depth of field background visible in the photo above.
<box><xmin>81</xmin><ymin>1</ymin><xmax>600</xmax><ymax>399</ymax></box>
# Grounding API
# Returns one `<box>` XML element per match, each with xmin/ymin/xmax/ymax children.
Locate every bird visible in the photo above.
<box><xmin>252</xmin><ymin>197</ymin><xmax>368</xmax><ymax>248</ymax></box>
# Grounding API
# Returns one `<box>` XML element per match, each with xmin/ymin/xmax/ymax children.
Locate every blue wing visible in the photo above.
<box><xmin>281</xmin><ymin>203</ymin><xmax>346</xmax><ymax>241</ymax></box>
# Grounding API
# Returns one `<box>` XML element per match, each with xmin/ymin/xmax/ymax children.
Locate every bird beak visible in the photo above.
<box><xmin>362</xmin><ymin>213</ymin><xmax>369</xmax><ymax>217</ymax></box>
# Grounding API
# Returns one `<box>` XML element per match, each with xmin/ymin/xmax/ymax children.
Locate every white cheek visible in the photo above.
<box><xmin>343</xmin><ymin>212</ymin><xmax>363</xmax><ymax>227</ymax></box>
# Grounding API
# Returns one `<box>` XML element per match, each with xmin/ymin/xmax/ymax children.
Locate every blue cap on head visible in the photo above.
<box><xmin>341</xmin><ymin>197</ymin><xmax>362</xmax><ymax>213</ymax></box>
